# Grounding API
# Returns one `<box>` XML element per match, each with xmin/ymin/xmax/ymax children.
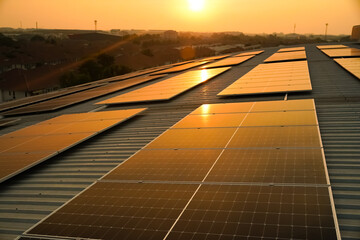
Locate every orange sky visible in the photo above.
<box><xmin>0</xmin><ymin>0</ymin><xmax>359</xmax><ymax>34</ymax></box>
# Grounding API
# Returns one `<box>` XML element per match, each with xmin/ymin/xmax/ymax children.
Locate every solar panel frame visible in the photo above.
<box><xmin>0</xmin><ymin>118</ymin><xmax>20</xmax><ymax>127</ymax></box>
<box><xmin>317</xmin><ymin>45</ymin><xmax>349</xmax><ymax>50</ymax></box>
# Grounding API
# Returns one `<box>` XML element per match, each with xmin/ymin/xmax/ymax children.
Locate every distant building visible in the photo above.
<box><xmin>351</xmin><ymin>25</ymin><xmax>360</xmax><ymax>41</ymax></box>
<box><xmin>163</xmin><ymin>30</ymin><xmax>178</xmax><ymax>40</ymax></box>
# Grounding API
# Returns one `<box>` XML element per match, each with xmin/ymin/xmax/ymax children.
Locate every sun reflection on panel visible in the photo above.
<box><xmin>200</xmin><ymin>69</ymin><xmax>210</xmax><ymax>83</ymax></box>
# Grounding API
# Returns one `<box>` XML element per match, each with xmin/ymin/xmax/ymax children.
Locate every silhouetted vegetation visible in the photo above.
<box><xmin>0</xmin><ymin>33</ymin><xmax>17</xmax><ymax>47</ymax></box>
<box><xmin>60</xmin><ymin>53</ymin><xmax>132</xmax><ymax>88</ymax></box>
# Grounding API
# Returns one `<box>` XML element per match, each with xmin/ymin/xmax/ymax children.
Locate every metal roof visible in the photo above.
<box><xmin>0</xmin><ymin>43</ymin><xmax>359</xmax><ymax>240</ymax></box>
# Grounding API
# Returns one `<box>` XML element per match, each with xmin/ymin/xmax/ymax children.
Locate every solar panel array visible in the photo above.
<box><xmin>21</xmin><ymin>99</ymin><xmax>339</xmax><ymax>240</ymax></box>
<box><xmin>0</xmin><ymin>108</ymin><xmax>146</xmax><ymax>183</ymax></box>
<box><xmin>320</xmin><ymin>48</ymin><xmax>360</xmax><ymax>58</ymax></box>
<box><xmin>0</xmin><ymin>82</ymin><xmax>102</xmax><ymax>113</ymax></box>
<box><xmin>3</xmin><ymin>75</ymin><xmax>163</xmax><ymax>116</ymax></box>
<box><xmin>278</xmin><ymin>47</ymin><xmax>305</xmax><ymax>52</ymax></box>
<box><xmin>334</xmin><ymin>58</ymin><xmax>360</xmax><ymax>80</ymax></box>
<box><xmin>151</xmin><ymin>61</ymin><xmax>210</xmax><ymax>75</ymax></box>
<box><xmin>96</xmin><ymin>67</ymin><xmax>231</xmax><ymax>105</ymax></box>
<box><xmin>264</xmin><ymin>51</ymin><xmax>307</xmax><ymax>63</ymax></box>
<box><xmin>201</xmin><ymin>55</ymin><xmax>254</xmax><ymax>69</ymax></box>
<box><xmin>218</xmin><ymin>60</ymin><xmax>312</xmax><ymax>96</ymax></box>
<box><xmin>233</xmin><ymin>50</ymin><xmax>264</xmax><ymax>57</ymax></box>
<box><xmin>201</xmin><ymin>54</ymin><xmax>231</xmax><ymax>61</ymax></box>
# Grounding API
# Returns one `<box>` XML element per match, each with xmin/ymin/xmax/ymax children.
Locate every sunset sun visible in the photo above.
<box><xmin>188</xmin><ymin>0</ymin><xmax>205</xmax><ymax>12</ymax></box>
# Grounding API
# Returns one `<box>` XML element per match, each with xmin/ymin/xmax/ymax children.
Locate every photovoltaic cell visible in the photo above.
<box><xmin>241</xmin><ymin>111</ymin><xmax>317</xmax><ymax>126</ymax></box>
<box><xmin>264</xmin><ymin>51</ymin><xmax>307</xmax><ymax>63</ymax></box>
<box><xmin>334</xmin><ymin>57</ymin><xmax>360</xmax><ymax>80</ymax></box>
<box><xmin>201</xmin><ymin>55</ymin><xmax>254</xmax><ymax>69</ymax></box>
<box><xmin>320</xmin><ymin>48</ymin><xmax>360</xmax><ymax>58</ymax></box>
<box><xmin>26</xmin><ymin>182</ymin><xmax>198</xmax><ymax>240</ymax></box>
<box><xmin>227</xmin><ymin>126</ymin><xmax>322</xmax><ymax>148</ymax></box>
<box><xmin>0</xmin><ymin>108</ymin><xmax>146</xmax><ymax>183</ymax></box>
<box><xmin>104</xmin><ymin>149</ymin><xmax>222</xmax><ymax>181</ymax></box>
<box><xmin>206</xmin><ymin>149</ymin><xmax>327</xmax><ymax>184</ymax></box>
<box><xmin>167</xmin><ymin>185</ymin><xmax>337</xmax><ymax>240</ymax></box>
<box><xmin>97</xmin><ymin>67</ymin><xmax>230</xmax><ymax>105</ymax></box>
<box><xmin>145</xmin><ymin>128</ymin><xmax>237</xmax><ymax>149</ymax></box>
<box><xmin>218</xmin><ymin>60</ymin><xmax>312</xmax><ymax>96</ymax></box>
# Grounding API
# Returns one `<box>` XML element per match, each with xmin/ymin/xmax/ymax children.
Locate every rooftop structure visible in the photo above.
<box><xmin>0</xmin><ymin>43</ymin><xmax>359</xmax><ymax>240</ymax></box>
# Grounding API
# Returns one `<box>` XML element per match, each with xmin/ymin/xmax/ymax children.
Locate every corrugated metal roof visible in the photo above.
<box><xmin>0</xmin><ymin>43</ymin><xmax>359</xmax><ymax>239</ymax></box>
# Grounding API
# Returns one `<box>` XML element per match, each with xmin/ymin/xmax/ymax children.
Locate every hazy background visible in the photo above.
<box><xmin>1</xmin><ymin>0</ymin><xmax>359</xmax><ymax>34</ymax></box>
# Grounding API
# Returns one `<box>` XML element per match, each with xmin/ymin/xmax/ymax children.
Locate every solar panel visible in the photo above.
<box><xmin>25</xmin><ymin>182</ymin><xmax>199</xmax><ymax>240</ymax></box>
<box><xmin>320</xmin><ymin>48</ymin><xmax>360</xmax><ymax>58</ymax></box>
<box><xmin>97</xmin><ymin>67</ymin><xmax>231</xmax><ymax>105</ymax></box>
<box><xmin>317</xmin><ymin>45</ymin><xmax>348</xmax><ymax>49</ymax></box>
<box><xmin>20</xmin><ymin>100</ymin><xmax>339</xmax><ymax>240</ymax></box>
<box><xmin>201</xmin><ymin>54</ymin><xmax>231</xmax><ymax>61</ymax></box>
<box><xmin>0</xmin><ymin>118</ymin><xmax>20</xmax><ymax>127</ymax></box>
<box><xmin>334</xmin><ymin>57</ymin><xmax>360</xmax><ymax>80</ymax></box>
<box><xmin>150</xmin><ymin>61</ymin><xmax>210</xmax><ymax>75</ymax></box>
<box><xmin>277</xmin><ymin>47</ymin><xmax>305</xmax><ymax>52</ymax></box>
<box><xmin>3</xmin><ymin>75</ymin><xmax>162</xmax><ymax>116</ymax></box>
<box><xmin>233</xmin><ymin>50</ymin><xmax>264</xmax><ymax>57</ymax></box>
<box><xmin>201</xmin><ymin>55</ymin><xmax>254</xmax><ymax>69</ymax></box>
<box><xmin>218</xmin><ymin>60</ymin><xmax>312</xmax><ymax>96</ymax></box>
<box><xmin>206</xmin><ymin>149</ymin><xmax>327</xmax><ymax>184</ymax></box>
<box><xmin>0</xmin><ymin>82</ymin><xmax>102</xmax><ymax>113</ymax></box>
<box><xmin>264</xmin><ymin>51</ymin><xmax>307</xmax><ymax>63</ymax></box>
<box><xmin>0</xmin><ymin>108</ymin><xmax>146</xmax><ymax>183</ymax></box>
<box><xmin>166</xmin><ymin>185</ymin><xmax>337</xmax><ymax>240</ymax></box>
<box><xmin>104</xmin><ymin>149</ymin><xmax>222</xmax><ymax>181</ymax></box>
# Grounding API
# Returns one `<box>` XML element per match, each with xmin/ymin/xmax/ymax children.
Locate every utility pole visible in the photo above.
<box><xmin>325</xmin><ymin>23</ymin><xmax>328</xmax><ymax>41</ymax></box>
<box><xmin>293</xmin><ymin>24</ymin><xmax>296</xmax><ymax>34</ymax></box>
<box><xmin>94</xmin><ymin>20</ymin><xmax>97</xmax><ymax>32</ymax></box>
<box><xmin>36</xmin><ymin>21</ymin><xmax>38</xmax><ymax>30</ymax></box>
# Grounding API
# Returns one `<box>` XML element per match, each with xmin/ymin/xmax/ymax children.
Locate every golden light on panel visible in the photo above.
<box><xmin>277</xmin><ymin>47</ymin><xmax>305</xmax><ymax>52</ymax></box>
<box><xmin>201</xmin><ymin>55</ymin><xmax>254</xmax><ymax>69</ymax></box>
<box><xmin>317</xmin><ymin>45</ymin><xmax>349</xmax><ymax>49</ymax></box>
<box><xmin>234</xmin><ymin>50</ymin><xmax>264</xmax><ymax>57</ymax></box>
<box><xmin>321</xmin><ymin>48</ymin><xmax>360</xmax><ymax>58</ymax></box>
<box><xmin>97</xmin><ymin>67</ymin><xmax>230</xmax><ymax>105</ymax></box>
<box><xmin>218</xmin><ymin>60</ymin><xmax>312</xmax><ymax>96</ymax></box>
<box><xmin>0</xmin><ymin>108</ymin><xmax>146</xmax><ymax>183</ymax></box>
<box><xmin>264</xmin><ymin>51</ymin><xmax>307</xmax><ymax>63</ymax></box>
<box><xmin>334</xmin><ymin>57</ymin><xmax>360</xmax><ymax>80</ymax></box>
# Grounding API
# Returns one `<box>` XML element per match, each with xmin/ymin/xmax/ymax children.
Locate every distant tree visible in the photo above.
<box><xmin>141</xmin><ymin>48</ymin><xmax>154</xmax><ymax>57</ymax></box>
<box><xmin>0</xmin><ymin>33</ymin><xmax>17</xmax><ymax>47</ymax></box>
<box><xmin>97</xmin><ymin>53</ymin><xmax>115</xmax><ymax>66</ymax></box>
<box><xmin>30</xmin><ymin>35</ymin><xmax>45</xmax><ymax>42</ymax></box>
